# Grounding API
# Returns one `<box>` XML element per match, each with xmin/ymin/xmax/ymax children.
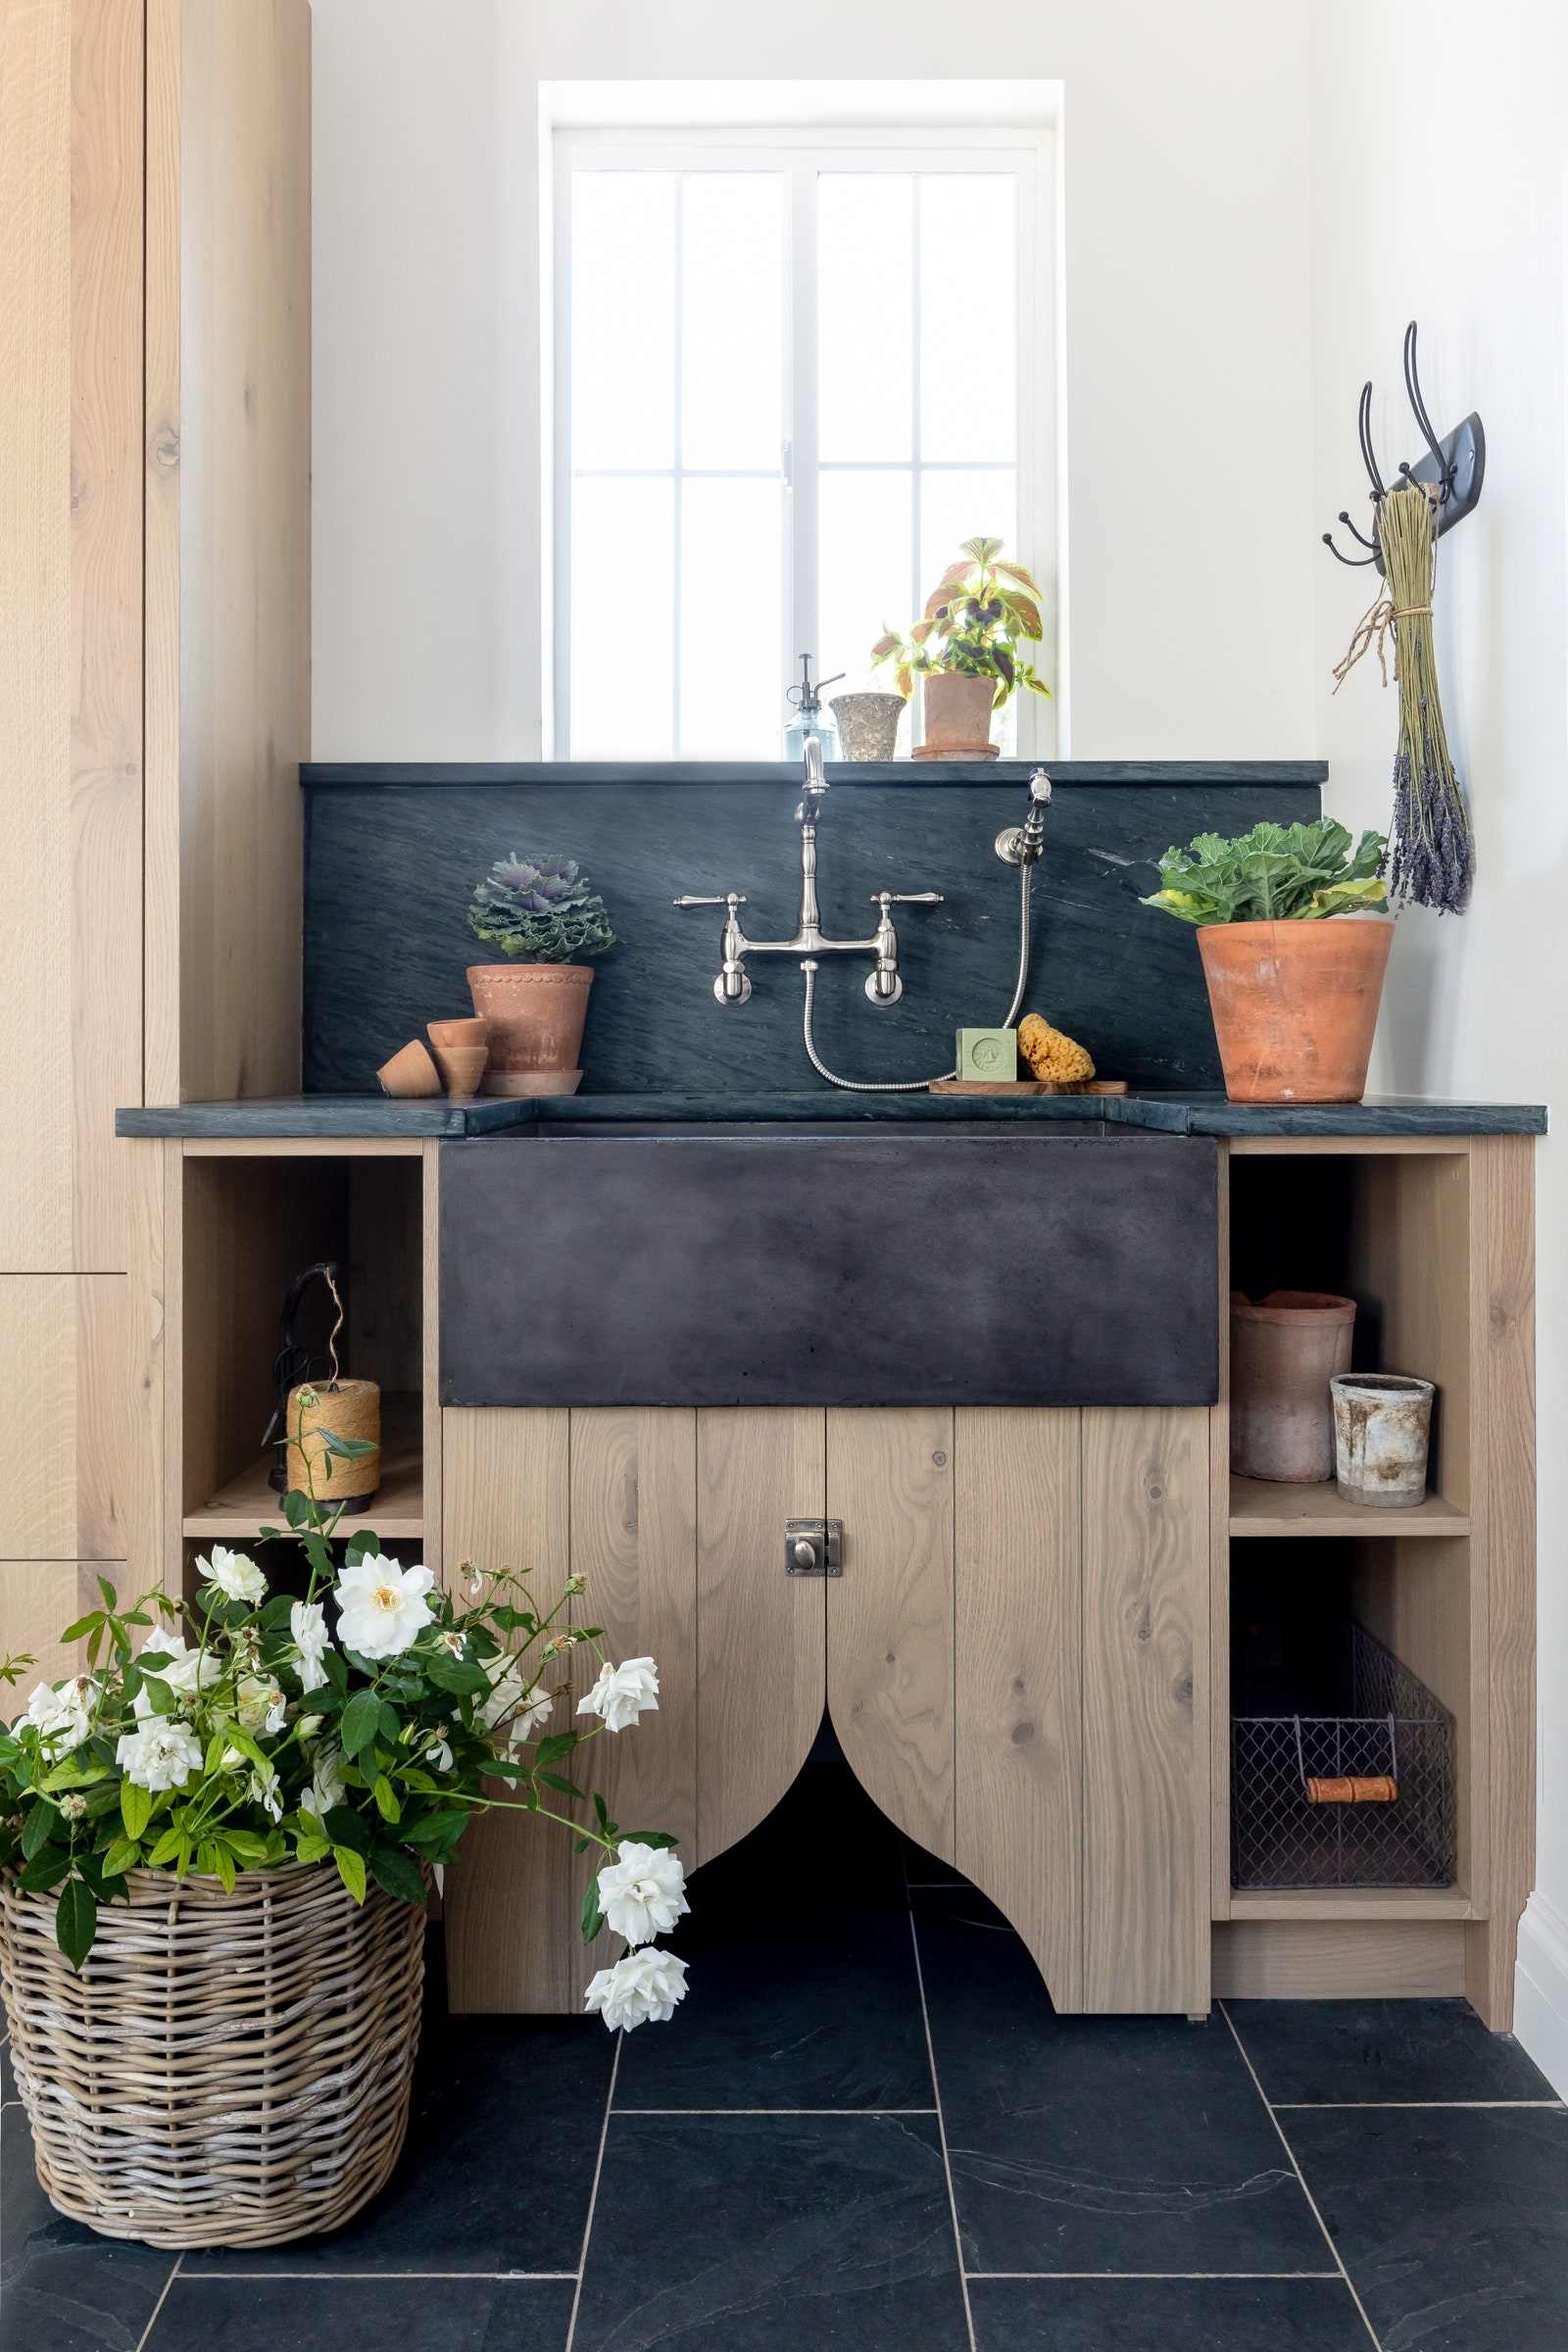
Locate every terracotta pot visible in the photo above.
<box><xmin>428</xmin><ymin>1042</ymin><xmax>489</xmax><ymax>1101</ymax></box>
<box><xmin>467</xmin><ymin>963</ymin><xmax>593</xmax><ymax>1096</ymax></box>
<box><xmin>427</xmin><ymin>1016</ymin><xmax>488</xmax><ymax>1050</ymax></box>
<box><xmin>376</xmin><ymin>1039</ymin><xmax>443</xmax><ymax>1099</ymax></box>
<box><xmin>1231</xmin><ymin>1290</ymin><xmax>1356</xmax><ymax>1483</ymax></box>
<box><xmin>919</xmin><ymin>671</ymin><xmax>998</xmax><ymax>754</ymax></box>
<box><xmin>1197</xmin><ymin>917</ymin><xmax>1394</xmax><ymax>1103</ymax></box>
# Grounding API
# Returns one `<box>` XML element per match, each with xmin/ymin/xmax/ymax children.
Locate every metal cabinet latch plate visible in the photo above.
<box><xmin>785</xmin><ymin>1518</ymin><xmax>842</xmax><ymax>1577</ymax></box>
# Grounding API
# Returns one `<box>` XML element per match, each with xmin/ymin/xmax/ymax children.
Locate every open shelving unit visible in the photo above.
<box><xmin>1211</xmin><ymin>1134</ymin><xmax>1534</xmax><ymax>2020</ymax></box>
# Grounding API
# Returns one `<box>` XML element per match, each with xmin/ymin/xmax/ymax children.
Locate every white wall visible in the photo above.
<box><xmin>1308</xmin><ymin>2</ymin><xmax>1568</xmax><ymax>2081</ymax></box>
<box><xmin>310</xmin><ymin>0</ymin><xmax>1316</xmax><ymax>761</ymax></box>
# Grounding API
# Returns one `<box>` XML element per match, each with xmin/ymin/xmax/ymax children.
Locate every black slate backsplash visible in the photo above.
<box><xmin>302</xmin><ymin>768</ymin><xmax>1322</xmax><ymax>1095</ymax></box>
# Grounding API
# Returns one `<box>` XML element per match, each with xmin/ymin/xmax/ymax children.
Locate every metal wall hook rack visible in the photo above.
<box><xmin>1322</xmin><ymin>321</ymin><xmax>1485</xmax><ymax>572</ymax></box>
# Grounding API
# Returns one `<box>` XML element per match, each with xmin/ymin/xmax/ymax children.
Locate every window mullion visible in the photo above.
<box><xmin>788</xmin><ymin>157</ymin><xmax>818</xmax><ymax>713</ymax></box>
<box><xmin>671</xmin><ymin>173</ymin><xmax>685</xmax><ymax>760</ymax></box>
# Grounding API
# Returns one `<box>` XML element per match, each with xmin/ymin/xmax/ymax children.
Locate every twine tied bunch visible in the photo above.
<box><xmin>1332</xmin><ymin>483</ymin><xmax>1473</xmax><ymax>914</ymax></box>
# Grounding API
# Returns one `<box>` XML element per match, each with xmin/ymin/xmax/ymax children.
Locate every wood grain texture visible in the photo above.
<box><xmin>1081</xmin><ymin>1407</ymin><xmax>1209</xmax><ymax>2012</ymax></box>
<box><xmin>1351</xmin><ymin>1533</ymin><xmax>1473</xmax><ymax>1896</ymax></box>
<box><xmin>0</xmin><ymin>1560</ymin><xmax>107</xmax><ymax>1686</ymax></box>
<box><xmin>569</xmin><ymin>1410</ymin><xmax>698</xmax><ymax>1861</ymax></box>
<box><xmin>1210</xmin><ymin>1146</ymin><xmax>1232</xmax><ymax>1920</ymax></box>
<box><xmin>1466</xmin><ymin>1135</ymin><xmax>1537</xmax><ymax>2028</ymax></box>
<box><xmin>145</xmin><ymin>0</ymin><xmax>311</xmax><ymax>1104</ymax></box>
<box><xmin>0</xmin><ymin>0</ymin><xmax>72</xmax><ymax>1270</ymax></box>
<box><xmin>695</xmin><ymin>1407</ymin><xmax>825</xmax><ymax>1866</ymax></box>
<box><xmin>827</xmin><ymin>1408</ymin><xmax>956</xmax><ymax>1867</ymax></box>
<box><xmin>1349</xmin><ymin>1151</ymin><xmax>1471</xmax><ymax>1508</ymax></box>
<box><xmin>440</xmin><ymin>1408</ymin><xmax>580</xmax><ymax>2012</ymax></box>
<box><xmin>955</xmin><ymin>1408</ymin><xmax>1082</xmax><ymax>2009</ymax></box>
<box><xmin>0</xmin><ymin>1276</ymin><xmax>125</xmax><ymax>1559</ymax></box>
<box><xmin>1211</xmin><ymin>1917</ymin><xmax>1467</xmax><ymax>2000</ymax></box>
<box><xmin>69</xmin><ymin>0</ymin><xmax>142</xmax><ymax>1268</ymax></box>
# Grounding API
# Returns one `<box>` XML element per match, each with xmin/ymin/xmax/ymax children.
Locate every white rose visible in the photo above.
<box><xmin>137</xmin><ymin>1628</ymin><xmax>220</xmax><ymax>1703</ymax></box>
<box><xmin>596</xmin><ymin>1842</ymin><xmax>689</xmax><ymax>1947</ymax></box>
<box><xmin>249</xmin><ymin>1765</ymin><xmax>283</xmax><ymax>1823</ymax></box>
<box><xmin>23</xmin><ymin>1675</ymin><xmax>97</xmax><ymax>1755</ymax></box>
<box><xmin>116</xmin><ymin>1721</ymin><xmax>204</xmax><ymax>1792</ymax></box>
<box><xmin>503</xmin><ymin>1686</ymin><xmax>554</xmax><ymax>1754</ymax></box>
<box><xmin>576</xmin><ymin>1657</ymin><xmax>660</xmax><ymax>1735</ymax></box>
<box><xmin>299</xmin><ymin>1743</ymin><xmax>346</xmax><ymax>1829</ymax></box>
<box><xmin>290</xmin><ymin>1600</ymin><xmax>331</xmax><ymax>1693</ymax></box>
<box><xmin>200</xmin><ymin>1545</ymin><xmax>267</xmax><ymax>1604</ymax></box>
<box><xmin>423</xmin><ymin>1733</ymin><xmax>454</xmax><ymax>1773</ymax></box>
<box><xmin>333</xmin><ymin>1557</ymin><xmax>435</xmax><ymax>1660</ymax></box>
<box><xmin>235</xmin><ymin>1675</ymin><xmax>287</xmax><ymax>1736</ymax></box>
<box><xmin>479</xmin><ymin>1652</ymin><xmax>527</xmax><ymax>1730</ymax></box>
<box><xmin>584</xmin><ymin>1945</ymin><xmax>689</xmax><ymax>2032</ymax></box>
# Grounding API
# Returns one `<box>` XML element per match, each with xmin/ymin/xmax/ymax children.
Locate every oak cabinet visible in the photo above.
<box><xmin>442</xmin><ymin>1402</ymin><xmax>1210</xmax><ymax>2017</ymax></box>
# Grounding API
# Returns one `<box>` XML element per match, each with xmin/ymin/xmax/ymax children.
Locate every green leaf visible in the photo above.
<box><xmin>283</xmin><ymin>1488</ymin><xmax>309</xmax><ymax>1530</ymax></box>
<box><xmin>319</xmin><ymin>1429</ymin><xmax>379</xmax><ymax>1460</ymax></box>
<box><xmin>293</xmin><ymin>1832</ymin><xmax>331</xmax><ymax>1866</ymax></box>
<box><xmin>580</xmin><ymin>1876</ymin><xmax>605</xmax><ymax>1945</ymax></box>
<box><xmin>21</xmin><ymin>1801</ymin><xmax>59</xmax><ymax>1860</ymax></box>
<box><xmin>371</xmin><ymin>1774</ymin><xmax>401</xmax><ymax>1824</ymax></box>
<box><xmin>55</xmin><ymin>1877</ymin><xmax>97</xmax><ymax>1970</ymax></box>
<box><xmin>95</xmin><ymin>1575</ymin><xmax>120</xmax><ymax>1611</ymax></box>
<box><xmin>423</xmin><ymin>1654</ymin><xmax>490</xmax><ymax>1696</ymax></box>
<box><xmin>222</xmin><ymin>1829</ymin><xmax>272</xmax><ymax>1863</ymax></box>
<box><xmin>620</xmin><ymin>1829</ymin><xmax>679</xmax><ymax>1849</ymax></box>
<box><xmin>17</xmin><ymin>1848</ymin><xmax>73</xmax><ymax>1893</ymax></box>
<box><xmin>333</xmin><ymin>1844</ymin><xmax>367</xmax><ymax>1903</ymax></box>
<box><xmin>145</xmin><ymin>1824</ymin><xmax>184</xmax><ymax>1868</ymax></box>
<box><xmin>100</xmin><ymin>1837</ymin><xmax>140</xmax><ymax>1878</ymax></box>
<box><xmin>260</xmin><ymin>1595</ymin><xmax>297</xmax><ymax>1630</ymax></box>
<box><xmin>210</xmin><ymin>1841</ymin><xmax>237</xmax><ymax>1894</ymax></box>
<box><xmin>339</xmin><ymin>1690</ymin><xmax>382</xmax><ymax>1762</ymax></box>
<box><xmin>534</xmin><ymin>1731</ymin><xmax>580</xmax><ymax>1766</ymax></box>
<box><xmin>399</xmin><ymin>1810</ymin><xmax>470</xmax><ymax>1855</ymax></box>
<box><xmin>121</xmin><ymin>1781</ymin><xmax>153</xmax><ymax>1840</ymax></box>
<box><xmin>537</xmin><ymin>1772</ymin><xmax>585</xmax><ymax>1799</ymax></box>
<box><xmin>59</xmin><ymin>1611</ymin><xmax>105</xmax><ymax>1643</ymax></box>
<box><xmin>196</xmin><ymin>1839</ymin><xmax>222</xmax><ymax>1881</ymax></box>
<box><xmin>321</xmin><ymin>1804</ymin><xmax>372</xmax><ymax>1856</ymax></box>
<box><xmin>368</xmin><ymin>1842</ymin><xmax>427</xmax><ymax>1907</ymax></box>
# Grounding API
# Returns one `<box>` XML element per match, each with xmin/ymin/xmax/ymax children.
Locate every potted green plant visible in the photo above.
<box><xmin>466</xmin><ymin>854</ymin><xmax>617</xmax><ymax>1098</ymax></box>
<box><xmin>1141</xmin><ymin>817</ymin><xmax>1393</xmax><ymax>1102</ymax></box>
<box><xmin>871</xmin><ymin>535</ymin><xmax>1052</xmax><ymax>758</ymax></box>
<box><xmin>0</xmin><ymin>1396</ymin><xmax>686</xmax><ymax>2249</ymax></box>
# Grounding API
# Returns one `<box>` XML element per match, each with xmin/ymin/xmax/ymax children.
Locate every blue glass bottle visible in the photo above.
<box><xmin>782</xmin><ymin>655</ymin><xmax>843</xmax><ymax>763</ymax></box>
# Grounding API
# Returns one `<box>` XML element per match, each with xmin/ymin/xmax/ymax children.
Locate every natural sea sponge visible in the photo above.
<box><xmin>1018</xmin><ymin>1013</ymin><xmax>1095</xmax><ymax>1085</ymax></box>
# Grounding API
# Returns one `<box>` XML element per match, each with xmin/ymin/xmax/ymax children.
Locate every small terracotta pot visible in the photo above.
<box><xmin>467</xmin><ymin>963</ymin><xmax>593</xmax><ymax>1095</ymax></box>
<box><xmin>1231</xmin><ymin>1290</ymin><xmax>1356</xmax><ymax>1483</ymax></box>
<box><xmin>428</xmin><ymin>1042</ymin><xmax>489</xmax><ymax>1101</ymax></box>
<box><xmin>376</xmin><ymin>1039</ymin><xmax>443</xmax><ymax>1099</ymax></box>
<box><xmin>919</xmin><ymin>671</ymin><xmax>998</xmax><ymax>754</ymax></box>
<box><xmin>1197</xmin><ymin>916</ymin><xmax>1394</xmax><ymax>1103</ymax></box>
<box><xmin>427</xmin><ymin>1016</ymin><xmax>488</xmax><ymax>1050</ymax></box>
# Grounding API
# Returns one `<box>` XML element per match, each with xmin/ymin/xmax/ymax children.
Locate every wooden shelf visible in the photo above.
<box><xmin>1228</xmin><ymin>1475</ymin><xmax>1469</xmax><ymax>1539</ymax></box>
<box><xmin>1224</xmin><ymin>1886</ymin><xmax>1476</xmax><ymax>1923</ymax></box>
<box><xmin>183</xmin><ymin>1392</ymin><xmax>424</xmax><ymax>1540</ymax></box>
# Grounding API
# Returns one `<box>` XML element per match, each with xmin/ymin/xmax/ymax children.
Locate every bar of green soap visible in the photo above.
<box><xmin>956</xmin><ymin>1027</ymin><xmax>1018</xmax><ymax>1081</ymax></box>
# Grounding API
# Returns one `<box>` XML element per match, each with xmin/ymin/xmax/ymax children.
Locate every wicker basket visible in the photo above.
<box><xmin>0</xmin><ymin>1859</ymin><xmax>427</xmax><ymax>2249</ymax></box>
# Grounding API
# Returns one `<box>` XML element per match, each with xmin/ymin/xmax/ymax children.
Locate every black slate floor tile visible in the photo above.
<box><xmin>572</xmin><ymin>2111</ymin><xmax>968</xmax><ymax>2351</ymax></box>
<box><xmin>615</xmin><ymin>1762</ymin><xmax>934</xmax><ymax>2113</ymax></box>
<box><xmin>1227</xmin><ymin>1997</ymin><xmax>1561</xmax><ymax>2109</ymax></box>
<box><xmin>143</xmin><ymin>2272</ymin><xmax>575</xmax><ymax>2352</ymax></box>
<box><xmin>183</xmin><ymin>2005</ymin><xmax>612</xmax><ymax>2275</ymax></box>
<box><xmin>968</xmin><ymin>2273</ymin><xmax>1368</xmax><ymax>2349</ymax></box>
<box><xmin>2</xmin><ymin>2101</ymin><xmax>175</xmax><ymax>2352</ymax></box>
<box><xmin>1286</xmin><ymin>2102</ymin><xmax>1568</xmax><ymax>2350</ymax></box>
<box><xmin>916</xmin><ymin>1908</ymin><xmax>1328</xmax><ymax>2278</ymax></box>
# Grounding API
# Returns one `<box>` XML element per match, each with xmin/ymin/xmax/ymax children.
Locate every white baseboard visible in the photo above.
<box><xmin>1513</xmin><ymin>1891</ymin><xmax>1568</xmax><ymax>2097</ymax></box>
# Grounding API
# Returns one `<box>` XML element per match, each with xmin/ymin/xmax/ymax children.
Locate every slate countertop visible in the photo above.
<box><xmin>115</xmin><ymin>1092</ymin><xmax>1548</xmax><ymax>1139</ymax></box>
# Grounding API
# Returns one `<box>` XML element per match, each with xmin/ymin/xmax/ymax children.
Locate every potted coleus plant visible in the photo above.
<box><xmin>1142</xmin><ymin>817</ymin><xmax>1393</xmax><ymax>1102</ymax></box>
<box><xmin>466</xmin><ymin>854</ymin><xmax>617</xmax><ymax>1098</ymax></box>
<box><xmin>871</xmin><ymin>535</ymin><xmax>1052</xmax><ymax>757</ymax></box>
<box><xmin>0</xmin><ymin>1396</ymin><xmax>687</xmax><ymax>2249</ymax></box>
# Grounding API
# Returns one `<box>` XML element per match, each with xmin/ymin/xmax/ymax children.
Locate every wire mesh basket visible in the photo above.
<box><xmin>1231</xmin><ymin>1623</ymin><xmax>1455</xmax><ymax>1889</ymax></box>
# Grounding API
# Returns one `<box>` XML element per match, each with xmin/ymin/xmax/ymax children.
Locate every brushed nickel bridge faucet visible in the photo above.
<box><xmin>673</xmin><ymin>738</ymin><xmax>1052</xmax><ymax>1093</ymax></box>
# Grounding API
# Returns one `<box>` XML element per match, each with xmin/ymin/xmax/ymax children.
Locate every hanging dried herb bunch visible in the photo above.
<box><xmin>1336</xmin><ymin>484</ymin><xmax>1474</xmax><ymax>913</ymax></box>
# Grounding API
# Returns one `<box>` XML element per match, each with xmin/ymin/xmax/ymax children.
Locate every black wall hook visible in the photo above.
<box><xmin>1322</xmin><ymin>322</ymin><xmax>1485</xmax><ymax>572</ymax></box>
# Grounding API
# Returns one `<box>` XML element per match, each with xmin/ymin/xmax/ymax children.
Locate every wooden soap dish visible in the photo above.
<box><xmin>929</xmin><ymin>1078</ymin><xmax>1130</xmax><ymax>1098</ymax></box>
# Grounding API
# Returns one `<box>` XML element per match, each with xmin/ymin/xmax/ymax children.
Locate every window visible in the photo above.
<box><xmin>553</xmin><ymin>129</ymin><xmax>1055</xmax><ymax>760</ymax></box>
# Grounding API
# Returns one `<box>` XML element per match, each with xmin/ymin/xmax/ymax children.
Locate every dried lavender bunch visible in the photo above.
<box><xmin>1377</xmin><ymin>486</ymin><xmax>1474</xmax><ymax>914</ymax></box>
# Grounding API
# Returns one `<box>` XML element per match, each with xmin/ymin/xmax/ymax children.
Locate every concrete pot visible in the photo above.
<box><xmin>1230</xmin><ymin>1289</ymin><xmax>1356</xmax><ymax>1482</ymax></box>
<box><xmin>467</xmin><ymin>964</ymin><xmax>592</xmax><ymax>1097</ymax></box>
<box><xmin>1331</xmin><ymin>1372</ymin><xmax>1435</xmax><ymax>1508</ymax></box>
<box><xmin>1197</xmin><ymin>915</ymin><xmax>1394</xmax><ymax>1103</ymax></box>
<box><xmin>919</xmin><ymin>671</ymin><xmax>998</xmax><ymax>755</ymax></box>
<box><xmin>830</xmin><ymin>692</ymin><xmax>905</xmax><ymax>760</ymax></box>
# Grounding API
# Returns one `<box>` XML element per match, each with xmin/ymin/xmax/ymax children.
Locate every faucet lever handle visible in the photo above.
<box><xmin>673</xmin><ymin>893</ymin><xmax>747</xmax><ymax>908</ymax></box>
<box><xmin>870</xmin><ymin>892</ymin><xmax>944</xmax><ymax>906</ymax></box>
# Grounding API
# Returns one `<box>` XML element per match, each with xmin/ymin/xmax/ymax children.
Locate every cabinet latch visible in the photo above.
<box><xmin>785</xmin><ymin>1518</ymin><xmax>842</xmax><ymax>1577</ymax></box>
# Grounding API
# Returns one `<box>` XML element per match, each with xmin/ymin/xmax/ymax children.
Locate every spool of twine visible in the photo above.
<box><xmin>286</xmin><ymin>1378</ymin><xmax>381</xmax><ymax>1501</ymax></box>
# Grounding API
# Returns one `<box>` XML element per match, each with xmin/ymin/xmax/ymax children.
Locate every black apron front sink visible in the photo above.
<box><xmin>438</xmin><ymin>1127</ymin><xmax>1218</xmax><ymax>1409</ymax></box>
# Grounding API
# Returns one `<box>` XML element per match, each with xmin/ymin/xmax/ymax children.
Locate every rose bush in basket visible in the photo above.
<box><xmin>0</xmin><ymin>1391</ymin><xmax>689</xmax><ymax>2033</ymax></box>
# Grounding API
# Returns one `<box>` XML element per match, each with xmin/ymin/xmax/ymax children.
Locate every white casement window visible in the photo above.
<box><xmin>551</xmin><ymin>128</ymin><xmax>1056</xmax><ymax>762</ymax></box>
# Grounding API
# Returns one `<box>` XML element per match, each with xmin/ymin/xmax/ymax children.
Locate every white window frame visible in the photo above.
<box><xmin>550</xmin><ymin>124</ymin><xmax>1058</xmax><ymax>761</ymax></box>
